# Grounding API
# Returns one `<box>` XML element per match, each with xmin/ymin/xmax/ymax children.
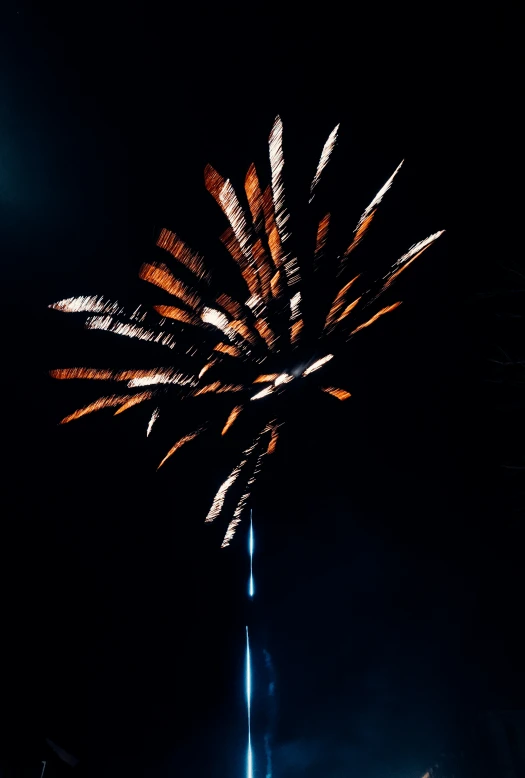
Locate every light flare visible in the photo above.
<box><xmin>303</xmin><ymin>354</ymin><xmax>334</xmax><ymax>376</ymax></box>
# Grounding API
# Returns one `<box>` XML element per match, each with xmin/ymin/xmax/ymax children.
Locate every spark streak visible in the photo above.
<box><xmin>222</xmin><ymin>405</ymin><xmax>243</xmax><ymax>435</ymax></box>
<box><xmin>147</xmin><ymin>408</ymin><xmax>159</xmax><ymax>436</ymax></box>
<box><xmin>322</xmin><ymin>386</ymin><xmax>352</xmax><ymax>401</ymax></box>
<box><xmin>309</xmin><ymin>124</ymin><xmax>340</xmax><ymax>202</ymax></box>
<box><xmin>157</xmin><ymin>429</ymin><xmax>202</xmax><ymax>469</ymax></box>
<box><xmin>49</xmin><ymin>296</ymin><xmax>123</xmax><ymax>315</ymax></box>
<box><xmin>246</xmin><ymin>626</ymin><xmax>253</xmax><ymax>778</ymax></box>
<box><xmin>302</xmin><ymin>354</ymin><xmax>334</xmax><ymax>376</ymax></box>
<box><xmin>348</xmin><ymin>302</ymin><xmax>402</xmax><ymax>337</ymax></box>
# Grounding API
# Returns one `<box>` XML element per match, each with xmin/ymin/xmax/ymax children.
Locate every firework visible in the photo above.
<box><xmin>50</xmin><ymin>116</ymin><xmax>444</xmax><ymax>545</ymax></box>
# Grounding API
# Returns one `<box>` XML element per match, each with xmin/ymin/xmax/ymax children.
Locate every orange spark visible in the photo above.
<box><xmin>322</xmin><ymin>387</ymin><xmax>352</xmax><ymax>401</ymax></box>
<box><xmin>245</xmin><ymin>163</ymin><xmax>265</xmax><ymax>236</ymax></box>
<box><xmin>344</xmin><ymin>211</ymin><xmax>375</xmax><ymax>256</ymax></box>
<box><xmin>254</xmin><ymin>318</ymin><xmax>278</xmax><ymax>351</ymax></box>
<box><xmin>194</xmin><ymin>382</ymin><xmax>244</xmax><ymax>396</ymax></box>
<box><xmin>261</xmin><ymin>186</ymin><xmax>283</xmax><ymax>270</ymax></box>
<box><xmin>221</xmin><ymin>405</ymin><xmax>243</xmax><ymax>435</ymax></box>
<box><xmin>60</xmin><ymin>393</ymin><xmax>151</xmax><ymax>424</ymax></box>
<box><xmin>220</xmin><ymin>228</ymin><xmax>260</xmax><ymax>300</ymax></box>
<box><xmin>253</xmin><ymin>374</ymin><xmax>280</xmax><ymax>384</ymax></box>
<box><xmin>213</xmin><ymin>343</ymin><xmax>241</xmax><ymax>358</ymax></box>
<box><xmin>228</xmin><ymin>319</ymin><xmax>258</xmax><ymax>345</ymax></box>
<box><xmin>291</xmin><ymin>318</ymin><xmax>304</xmax><ymax>344</ymax></box>
<box><xmin>324</xmin><ymin>275</ymin><xmax>361</xmax><ymax>329</ymax></box>
<box><xmin>343</xmin><ymin>162</ymin><xmax>404</xmax><ymax>259</ymax></box>
<box><xmin>157</xmin><ymin>429</ymin><xmax>202</xmax><ymax>470</ymax></box>
<box><xmin>216</xmin><ymin>294</ymin><xmax>244</xmax><ymax>321</ymax></box>
<box><xmin>314</xmin><ymin>213</ymin><xmax>330</xmax><ymax>262</ymax></box>
<box><xmin>114</xmin><ymin>391</ymin><xmax>154</xmax><ymax>415</ymax></box>
<box><xmin>50</xmin><ymin>368</ymin><xmax>115</xmax><ymax>381</ymax></box>
<box><xmin>270</xmin><ymin>270</ymin><xmax>282</xmax><ymax>298</ymax></box>
<box><xmin>198</xmin><ymin>360</ymin><xmax>216</xmax><ymax>379</ymax></box>
<box><xmin>377</xmin><ymin>231</ymin><xmax>445</xmax><ymax>298</ymax></box>
<box><xmin>349</xmin><ymin>302</ymin><xmax>402</xmax><ymax>336</ymax></box>
<box><xmin>139</xmin><ymin>262</ymin><xmax>202</xmax><ymax>310</ymax></box>
<box><xmin>154</xmin><ymin>305</ymin><xmax>201</xmax><ymax>326</ymax></box>
<box><xmin>156</xmin><ymin>228</ymin><xmax>209</xmax><ymax>282</ymax></box>
<box><xmin>335</xmin><ymin>297</ymin><xmax>361</xmax><ymax>324</ymax></box>
<box><xmin>267</xmin><ymin>425</ymin><xmax>279</xmax><ymax>454</ymax></box>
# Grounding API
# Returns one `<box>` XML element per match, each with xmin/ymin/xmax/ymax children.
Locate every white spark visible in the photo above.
<box><xmin>290</xmin><ymin>291</ymin><xmax>301</xmax><ymax>321</ymax></box>
<box><xmin>147</xmin><ymin>408</ymin><xmax>159</xmax><ymax>436</ymax></box>
<box><xmin>49</xmin><ymin>296</ymin><xmax>123</xmax><ymax>315</ymax></box>
<box><xmin>302</xmin><ymin>354</ymin><xmax>334</xmax><ymax>376</ymax></box>
<box><xmin>274</xmin><ymin>373</ymin><xmax>293</xmax><ymax>386</ymax></box>
<box><xmin>309</xmin><ymin>124</ymin><xmax>340</xmax><ymax>202</ymax></box>
<box><xmin>251</xmin><ymin>386</ymin><xmax>274</xmax><ymax>401</ymax></box>
<box><xmin>86</xmin><ymin>316</ymin><xmax>177</xmax><ymax>349</ymax></box>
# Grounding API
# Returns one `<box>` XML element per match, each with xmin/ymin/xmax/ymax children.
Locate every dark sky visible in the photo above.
<box><xmin>1</xmin><ymin>3</ymin><xmax>522</xmax><ymax>777</ymax></box>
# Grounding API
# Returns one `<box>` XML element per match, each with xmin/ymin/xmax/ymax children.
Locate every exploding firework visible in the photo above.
<box><xmin>50</xmin><ymin>117</ymin><xmax>444</xmax><ymax>546</ymax></box>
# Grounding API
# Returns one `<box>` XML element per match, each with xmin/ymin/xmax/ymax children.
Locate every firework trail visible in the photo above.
<box><xmin>246</xmin><ymin>625</ymin><xmax>253</xmax><ymax>778</ymax></box>
<box><xmin>50</xmin><ymin>117</ymin><xmax>444</xmax><ymax>545</ymax></box>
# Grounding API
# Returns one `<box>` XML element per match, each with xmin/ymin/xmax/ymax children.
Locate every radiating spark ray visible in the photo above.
<box><xmin>222</xmin><ymin>405</ymin><xmax>243</xmax><ymax>435</ymax></box>
<box><xmin>205</xmin><ymin>433</ymin><xmax>261</xmax><ymax>523</ymax></box>
<box><xmin>216</xmin><ymin>294</ymin><xmax>245</xmax><ymax>322</ymax></box>
<box><xmin>269</xmin><ymin>116</ymin><xmax>300</xmax><ymax>290</ymax></box>
<box><xmin>324</xmin><ymin>274</ymin><xmax>361</xmax><ymax>330</ymax></box>
<box><xmin>147</xmin><ymin>407</ymin><xmax>159</xmax><ymax>436</ymax></box>
<box><xmin>253</xmin><ymin>374</ymin><xmax>280</xmax><ymax>384</ymax></box>
<box><xmin>291</xmin><ymin>319</ymin><xmax>303</xmax><ymax>345</ymax></box>
<box><xmin>290</xmin><ymin>291</ymin><xmax>301</xmax><ymax>321</ymax></box>
<box><xmin>156</xmin><ymin>228</ymin><xmax>210</xmax><ymax>283</ymax></box>
<box><xmin>213</xmin><ymin>342</ymin><xmax>241</xmax><ymax>358</ymax></box>
<box><xmin>85</xmin><ymin>316</ymin><xmax>177</xmax><ymax>349</ymax></box>
<box><xmin>322</xmin><ymin>386</ymin><xmax>352</xmax><ymax>401</ymax></box>
<box><xmin>314</xmin><ymin>213</ymin><xmax>331</xmax><ymax>266</ymax></box>
<box><xmin>198</xmin><ymin>360</ymin><xmax>217</xmax><ymax>379</ymax></box>
<box><xmin>267</xmin><ymin>425</ymin><xmax>279</xmax><ymax>454</ymax></box>
<box><xmin>51</xmin><ymin>368</ymin><xmax>194</xmax><ymax>387</ymax></box>
<box><xmin>157</xmin><ymin>428</ymin><xmax>202</xmax><ymax>470</ymax></box>
<box><xmin>139</xmin><ymin>262</ymin><xmax>202</xmax><ymax>310</ymax></box>
<box><xmin>254</xmin><ymin>319</ymin><xmax>278</xmax><ymax>351</ymax></box>
<box><xmin>349</xmin><ymin>302</ymin><xmax>402</xmax><ymax>337</ymax></box>
<box><xmin>376</xmin><ymin>231</ymin><xmax>445</xmax><ymax>298</ymax></box>
<box><xmin>154</xmin><ymin>305</ymin><xmax>201</xmax><ymax>327</ymax></box>
<box><xmin>303</xmin><ymin>354</ymin><xmax>334</xmax><ymax>376</ymax></box>
<box><xmin>334</xmin><ymin>297</ymin><xmax>361</xmax><ymax>325</ymax></box>
<box><xmin>251</xmin><ymin>386</ymin><xmax>274</xmax><ymax>401</ymax></box>
<box><xmin>222</xmin><ymin>427</ymin><xmax>271</xmax><ymax>547</ymax></box>
<box><xmin>60</xmin><ymin>393</ymin><xmax>150</xmax><ymax>425</ymax></box>
<box><xmin>309</xmin><ymin>124</ymin><xmax>340</xmax><ymax>202</ymax></box>
<box><xmin>342</xmin><ymin>161</ymin><xmax>404</xmax><ymax>263</ymax></box>
<box><xmin>49</xmin><ymin>296</ymin><xmax>123</xmax><ymax>315</ymax></box>
<box><xmin>193</xmin><ymin>382</ymin><xmax>244</xmax><ymax>396</ymax></box>
<box><xmin>114</xmin><ymin>391</ymin><xmax>153</xmax><ymax>415</ymax></box>
<box><xmin>245</xmin><ymin>164</ymin><xmax>265</xmax><ymax>237</ymax></box>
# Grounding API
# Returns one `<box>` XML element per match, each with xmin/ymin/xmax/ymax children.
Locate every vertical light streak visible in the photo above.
<box><xmin>248</xmin><ymin>510</ymin><xmax>254</xmax><ymax>598</ymax></box>
<box><xmin>246</xmin><ymin>626</ymin><xmax>253</xmax><ymax>778</ymax></box>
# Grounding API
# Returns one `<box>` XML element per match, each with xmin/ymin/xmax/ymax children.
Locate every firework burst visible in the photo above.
<box><xmin>50</xmin><ymin>117</ymin><xmax>444</xmax><ymax>547</ymax></box>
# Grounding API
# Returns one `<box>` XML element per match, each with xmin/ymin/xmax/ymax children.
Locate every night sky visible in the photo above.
<box><xmin>1</xmin><ymin>3</ymin><xmax>522</xmax><ymax>777</ymax></box>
